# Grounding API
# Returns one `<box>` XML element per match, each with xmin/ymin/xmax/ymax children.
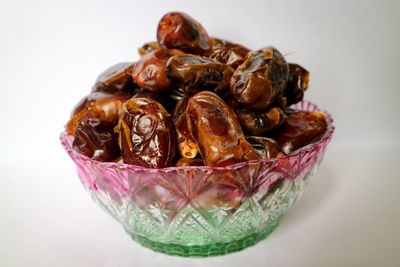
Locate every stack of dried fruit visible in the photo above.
<box><xmin>65</xmin><ymin>12</ymin><xmax>327</xmax><ymax>168</ymax></box>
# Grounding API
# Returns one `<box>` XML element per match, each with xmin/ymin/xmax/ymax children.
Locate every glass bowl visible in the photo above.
<box><xmin>60</xmin><ymin>100</ymin><xmax>334</xmax><ymax>257</ymax></box>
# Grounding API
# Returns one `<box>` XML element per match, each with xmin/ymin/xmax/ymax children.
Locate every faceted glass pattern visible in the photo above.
<box><xmin>61</xmin><ymin>101</ymin><xmax>334</xmax><ymax>257</ymax></box>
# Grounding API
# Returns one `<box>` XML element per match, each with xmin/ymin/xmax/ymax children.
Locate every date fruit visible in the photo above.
<box><xmin>138</xmin><ymin>41</ymin><xmax>162</xmax><ymax>56</ymax></box>
<box><xmin>231</xmin><ymin>46</ymin><xmax>289</xmax><ymax>111</ymax></box>
<box><xmin>207</xmin><ymin>38</ymin><xmax>250</xmax><ymax>69</ymax></box>
<box><xmin>66</xmin><ymin>91</ymin><xmax>132</xmax><ymax>135</ymax></box>
<box><xmin>186</xmin><ymin>91</ymin><xmax>260</xmax><ymax>166</ymax></box>
<box><xmin>166</xmin><ymin>54</ymin><xmax>234</xmax><ymax>97</ymax></box>
<box><xmin>131</xmin><ymin>48</ymin><xmax>184</xmax><ymax>92</ymax></box>
<box><xmin>174</xmin><ymin>157</ymin><xmax>204</xmax><ymax>167</ymax></box>
<box><xmin>284</xmin><ymin>63</ymin><xmax>310</xmax><ymax>105</ymax></box>
<box><xmin>117</xmin><ymin>98</ymin><xmax>176</xmax><ymax>168</ymax></box>
<box><xmin>236</xmin><ymin>107</ymin><xmax>286</xmax><ymax>135</ymax></box>
<box><xmin>172</xmin><ymin>90</ymin><xmax>199</xmax><ymax>158</ymax></box>
<box><xmin>66</xmin><ymin>11</ymin><xmax>323</xmax><ymax>169</ymax></box>
<box><xmin>275</xmin><ymin>110</ymin><xmax>327</xmax><ymax>154</ymax></box>
<box><xmin>157</xmin><ymin>12</ymin><xmax>211</xmax><ymax>54</ymax></box>
<box><xmin>245</xmin><ymin>136</ymin><xmax>281</xmax><ymax>159</ymax></box>
<box><xmin>132</xmin><ymin>88</ymin><xmax>172</xmax><ymax>112</ymax></box>
<box><xmin>91</xmin><ymin>62</ymin><xmax>136</xmax><ymax>93</ymax></box>
<box><xmin>168</xmin><ymin>87</ymin><xmax>186</xmax><ymax>102</ymax></box>
<box><xmin>73</xmin><ymin>114</ymin><xmax>120</xmax><ymax>162</ymax></box>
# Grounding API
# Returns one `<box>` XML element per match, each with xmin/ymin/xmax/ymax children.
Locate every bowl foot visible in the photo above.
<box><xmin>126</xmin><ymin>217</ymin><xmax>281</xmax><ymax>257</ymax></box>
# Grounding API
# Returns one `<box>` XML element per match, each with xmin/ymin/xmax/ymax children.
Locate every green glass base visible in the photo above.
<box><xmin>127</xmin><ymin>218</ymin><xmax>281</xmax><ymax>257</ymax></box>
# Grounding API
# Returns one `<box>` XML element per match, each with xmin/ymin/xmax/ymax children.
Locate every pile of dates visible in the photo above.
<box><xmin>66</xmin><ymin>12</ymin><xmax>327</xmax><ymax>168</ymax></box>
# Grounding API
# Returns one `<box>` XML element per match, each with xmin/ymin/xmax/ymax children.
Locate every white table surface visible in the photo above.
<box><xmin>1</xmin><ymin>144</ymin><xmax>399</xmax><ymax>267</ymax></box>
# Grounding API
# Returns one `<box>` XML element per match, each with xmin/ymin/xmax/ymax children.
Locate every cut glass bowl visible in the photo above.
<box><xmin>60</xmin><ymin>100</ymin><xmax>334</xmax><ymax>257</ymax></box>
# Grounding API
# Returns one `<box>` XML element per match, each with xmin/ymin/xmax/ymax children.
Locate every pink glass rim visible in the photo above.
<box><xmin>60</xmin><ymin>100</ymin><xmax>334</xmax><ymax>172</ymax></box>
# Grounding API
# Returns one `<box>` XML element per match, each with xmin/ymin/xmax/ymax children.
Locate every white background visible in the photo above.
<box><xmin>1</xmin><ymin>0</ymin><xmax>399</xmax><ymax>266</ymax></box>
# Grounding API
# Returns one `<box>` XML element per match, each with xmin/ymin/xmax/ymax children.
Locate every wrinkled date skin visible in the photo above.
<box><xmin>91</xmin><ymin>62</ymin><xmax>136</xmax><ymax>93</ymax></box>
<box><xmin>131</xmin><ymin>49</ymin><xmax>184</xmax><ymax>92</ymax></box>
<box><xmin>137</xmin><ymin>41</ymin><xmax>162</xmax><ymax>56</ymax></box>
<box><xmin>236</xmin><ymin>106</ymin><xmax>286</xmax><ymax>135</ymax></box>
<box><xmin>117</xmin><ymin>98</ymin><xmax>176</xmax><ymax>168</ymax></box>
<box><xmin>172</xmin><ymin>90</ymin><xmax>199</xmax><ymax>158</ymax></box>
<box><xmin>275</xmin><ymin>110</ymin><xmax>327</xmax><ymax>154</ymax></box>
<box><xmin>231</xmin><ymin>46</ymin><xmax>289</xmax><ymax>111</ymax></box>
<box><xmin>73</xmin><ymin>114</ymin><xmax>120</xmax><ymax>162</ymax></box>
<box><xmin>284</xmin><ymin>63</ymin><xmax>310</xmax><ymax>105</ymax></box>
<box><xmin>186</xmin><ymin>91</ymin><xmax>260</xmax><ymax>167</ymax></box>
<box><xmin>206</xmin><ymin>38</ymin><xmax>250</xmax><ymax>69</ymax></box>
<box><xmin>66</xmin><ymin>91</ymin><xmax>132</xmax><ymax>135</ymax></box>
<box><xmin>157</xmin><ymin>12</ymin><xmax>211</xmax><ymax>54</ymax></box>
<box><xmin>245</xmin><ymin>136</ymin><xmax>281</xmax><ymax>159</ymax></box>
<box><xmin>166</xmin><ymin>54</ymin><xmax>234</xmax><ymax>97</ymax></box>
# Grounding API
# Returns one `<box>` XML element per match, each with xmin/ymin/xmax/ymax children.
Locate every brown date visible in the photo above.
<box><xmin>172</xmin><ymin>90</ymin><xmax>199</xmax><ymax>158</ymax></box>
<box><xmin>224</xmin><ymin>96</ymin><xmax>241</xmax><ymax>110</ymax></box>
<box><xmin>186</xmin><ymin>91</ymin><xmax>260</xmax><ymax>167</ymax></box>
<box><xmin>166</xmin><ymin>54</ymin><xmax>234</xmax><ymax>97</ymax></box>
<box><xmin>236</xmin><ymin>107</ymin><xmax>286</xmax><ymax>135</ymax></box>
<box><xmin>284</xmin><ymin>63</ymin><xmax>310</xmax><ymax>105</ymax></box>
<box><xmin>274</xmin><ymin>110</ymin><xmax>327</xmax><ymax>154</ymax></box>
<box><xmin>131</xmin><ymin>49</ymin><xmax>184</xmax><ymax>92</ymax></box>
<box><xmin>275</xmin><ymin>96</ymin><xmax>288</xmax><ymax>110</ymax></box>
<box><xmin>132</xmin><ymin>88</ymin><xmax>172</xmax><ymax>112</ymax></box>
<box><xmin>174</xmin><ymin>157</ymin><xmax>204</xmax><ymax>167</ymax></box>
<box><xmin>157</xmin><ymin>12</ymin><xmax>211</xmax><ymax>54</ymax></box>
<box><xmin>73</xmin><ymin>114</ymin><xmax>120</xmax><ymax>162</ymax></box>
<box><xmin>231</xmin><ymin>46</ymin><xmax>289</xmax><ymax>111</ymax></box>
<box><xmin>66</xmin><ymin>91</ymin><xmax>132</xmax><ymax>135</ymax></box>
<box><xmin>137</xmin><ymin>41</ymin><xmax>162</xmax><ymax>56</ymax></box>
<box><xmin>206</xmin><ymin>38</ymin><xmax>250</xmax><ymax>69</ymax></box>
<box><xmin>169</xmin><ymin>87</ymin><xmax>186</xmax><ymax>102</ymax></box>
<box><xmin>117</xmin><ymin>98</ymin><xmax>176</xmax><ymax>168</ymax></box>
<box><xmin>91</xmin><ymin>62</ymin><xmax>137</xmax><ymax>93</ymax></box>
<box><xmin>245</xmin><ymin>136</ymin><xmax>281</xmax><ymax>159</ymax></box>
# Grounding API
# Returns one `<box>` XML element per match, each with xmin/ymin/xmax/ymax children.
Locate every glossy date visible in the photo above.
<box><xmin>174</xmin><ymin>157</ymin><xmax>204</xmax><ymax>167</ymax></box>
<box><xmin>186</xmin><ymin>91</ymin><xmax>259</xmax><ymax>166</ymax></box>
<box><xmin>166</xmin><ymin>54</ymin><xmax>233</xmax><ymax>97</ymax></box>
<box><xmin>73</xmin><ymin>114</ymin><xmax>120</xmax><ymax>162</ymax></box>
<box><xmin>157</xmin><ymin>12</ymin><xmax>211</xmax><ymax>54</ymax></box>
<box><xmin>245</xmin><ymin>136</ymin><xmax>281</xmax><ymax>159</ymax></box>
<box><xmin>138</xmin><ymin>41</ymin><xmax>162</xmax><ymax>56</ymax></box>
<box><xmin>274</xmin><ymin>110</ymin><xmax>327</xmax><ymax>154</ymax></box>
<box><xmin>236</xmin><ymin>107</ymin><xmax>286</xmax><ymax>135</ymax></box>
<box><xmin>117</xmin><ymin>98</ymin><xmax>176</xmax><ymax>168</ymax></box>
<box><xmin>172</xmin><ymin>90</ymin><xmax>199</xmax><ymax>158</ymax></box>
<box><xmin>66</xmin><ymin>91</ymin><xmax>132</xmax><ymax>135</ymax></box>
<box><xmin>206</xmin><ymin>38</ymin><xmax>250</xmax><ymax>69</ymax></box>
<box><xmin>91</xmin><ymin>62</ymin><xmax>136</xmax><ymax>93</ymax></box>
<box><xmin>284</xmin><ymin>63</ymin><xmax>309</xmax><ymax>105</ymax></box>
<box><xmin>132</xmin><ymin>88</ymin><xmax>172</xmax><ymax>112</ymax></box>
<box><xmin>231</xmin><ymin>46</ymin><xmax>289</xmax><ymax>111</ymax></box>
<box><xmin>131</xmin><ymin>49</ymin><xmax>184</xmax><ymax>92</ymax></box>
